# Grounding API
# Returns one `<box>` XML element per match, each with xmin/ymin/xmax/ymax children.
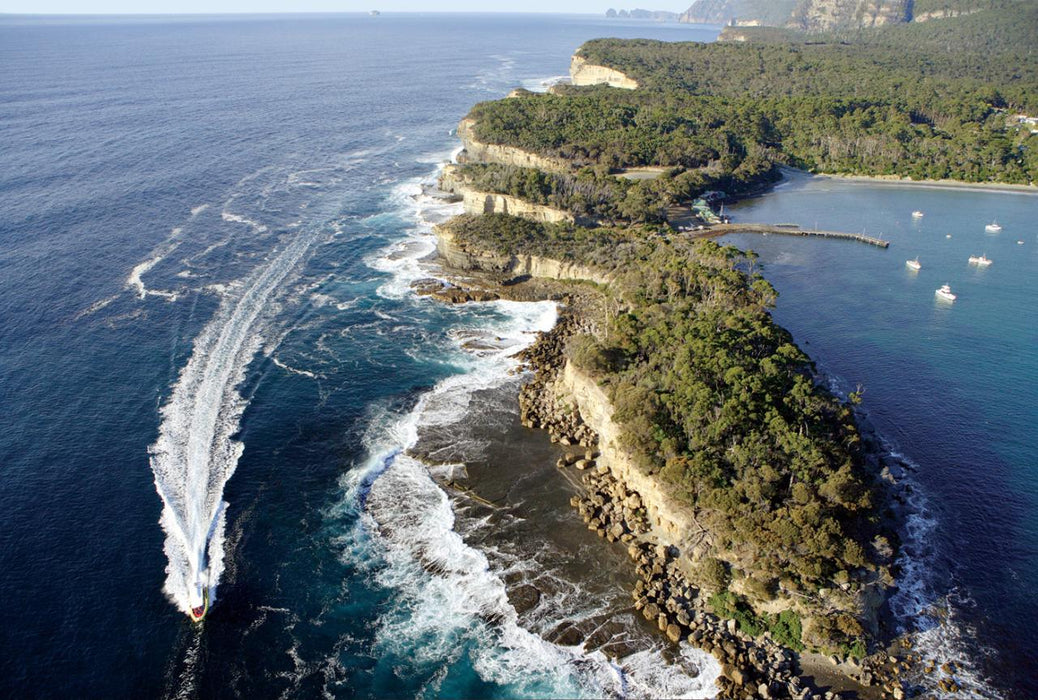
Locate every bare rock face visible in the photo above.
<box><xmin>456</xmin><ymin>118</ymin><xmax>570</xmax><ymax>173</ymax></box>
<box><xmin>461</xmin><ymin>189</ymin><xmax>574</xmax><ymax>225</ymax></box>
<box><xmin>679</xmin><ymin>0</ymin><xmax>798</xmax><ymax>26</ymax></box>
<box><xmin>569</xmin><ymin>54</ymin><xmax>639</xmax><ymax>90</ymax></box>
<box><xmin>788</xmin><ymin>0</ymin><xmax>911</xmax><ymax>30</ymax></box>
<box><xmin>686</xmin><ymin>0</ymin><xmax>910</xmax><ymax>30</ymax></box>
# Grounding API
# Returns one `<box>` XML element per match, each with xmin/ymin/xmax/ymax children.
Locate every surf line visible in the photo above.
<box><xmin>149</xmin><ymin>228</ymin><xmax>316</xmax><ymax>621</ymax></box>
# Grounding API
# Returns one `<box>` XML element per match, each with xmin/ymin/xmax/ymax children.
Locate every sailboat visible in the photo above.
<box><xmin>985</xmin><ymin>220</ymin><xmax>1003</xmax><ymax>233</ymax></box>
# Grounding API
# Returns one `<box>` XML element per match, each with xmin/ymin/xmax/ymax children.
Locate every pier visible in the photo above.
<box><xmin>689</xmin><ymin>223</ymin><xmax>890</xmax><ymax>248</ymax></box>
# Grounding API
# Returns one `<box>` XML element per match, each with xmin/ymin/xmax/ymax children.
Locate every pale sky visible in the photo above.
<box><xmin>1</xmin><ymin>1</ymin><xmax>690</xmax><ymax>14</ymax></box>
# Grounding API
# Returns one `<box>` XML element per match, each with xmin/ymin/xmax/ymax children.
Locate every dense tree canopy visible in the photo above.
<box><xmin>468</xmin><ymin>3</ymin><xmax>1038</xmax><ymax>186</ymax></box>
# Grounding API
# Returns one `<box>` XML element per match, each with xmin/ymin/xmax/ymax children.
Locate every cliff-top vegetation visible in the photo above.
<box><xmin>440</xmin><ymin>4</ymin><xmax>1033</xmax><ymax>654</ymax></box>
<box><xmin>467</xmin><ymin>2</ymin><xmax>1037</xmax><ymax>190</ymax></box>
<box><xmin>445</xmin><ymin>213</ymin><xmax>889</xmax><ymax>650</ymax></box>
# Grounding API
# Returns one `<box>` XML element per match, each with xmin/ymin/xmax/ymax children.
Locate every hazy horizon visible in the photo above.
<box><xmin>0</xmin><ymin>2</ymin><xmax>690</xmax><ymax>16</ymax></box>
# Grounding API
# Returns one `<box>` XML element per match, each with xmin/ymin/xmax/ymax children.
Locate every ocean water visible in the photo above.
<box><xmin>3</xmin><ymin>14</ymin><xmax>1035</xmax><ymax>699</ymax></box>
<box><xmin>0</xmin><ymin>13</ymin><xmax>723</xmax><ymax>699</ymax></box>
<box><xmin>725</xmin><ymin>174</ymin><xmax>1038</xmax><ymax>697</ymax></box>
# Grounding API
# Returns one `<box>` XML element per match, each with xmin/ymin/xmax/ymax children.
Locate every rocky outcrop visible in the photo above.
<box><xmin>514</xmin><ymin>319</ymin><xmax>872</xmax><ymax>699</ymax></box>
<box><xmin>434</xmin><ymin>224</ymin><xmax>613</xmax><ymax>286</ymax></box>
<box><xmin>680</xmin><ymin>0</ymin><xmax>798</xmax><ymax>26</ymax></box>
<box><xmin>557</xmin><ymin>363</ymin><xmax>699</xmax><ymax>547</ymax></box>
<box><xmin>569</xmin><ymin>54</ymin><xmax>639</xmax><ymax>90</ymax></box>
<box><xmin>442</xmin><ymin>164</ymin><xmax>597</xmax><ymax>227</ymax></box>
<box><xmin>456</xmin><ymin>118</ymin><xmax>570</xmax><ymax>173</ymax></box>
<box><xmin>789</xmin><ymin>0</ymin><xmax>910</xmax><ymax>30</ymax></box>
<box><xmin>461</xmin><ymin>189</ymin><xmax>574</xmax><ymax>224</ymax></box>
<box><xmin>912</xmin><ymin>7</ymin><xmax>981</xmax><ymax>22</ymax></box>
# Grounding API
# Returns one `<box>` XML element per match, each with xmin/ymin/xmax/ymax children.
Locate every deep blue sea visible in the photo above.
<box><xmin>0</xmin><ymin>13</ymin><xmax>1034</xmax><ymax>700</ymax></box>
<box><xmin>0</xmin><ymin>12</ymin><xmax>723</xmax><ymax>700</ymax></box>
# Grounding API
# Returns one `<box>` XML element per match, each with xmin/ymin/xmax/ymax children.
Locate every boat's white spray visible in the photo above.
<box><xmin>149</xmin><ymin>227</ymin><xmax>317</xmax><ymax>617</ymax></box>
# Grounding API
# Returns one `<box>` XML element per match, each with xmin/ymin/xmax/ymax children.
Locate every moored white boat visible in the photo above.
<box><xmin>935</xmin><ymin>284</ymin><xmax>957</xmax><ymax>302</ymax></box>
<box><xmin>912</xmin><ymin>210</ymin><xmax>924</xmax><ymax>218</ymax></box>
<box><xmin>985</xmin><ymin>220</ymin><xmax>1003</xmax><ymax>233</ymax></box>
<box><xmin>906</xmin><ymin>258</ymin><xmax>921</xmax><ymax>271</ymax></box>
<box><xmin>968</xmin><ymin>254</ymin><xmax>992</xmax><ymax>266</ymax></box>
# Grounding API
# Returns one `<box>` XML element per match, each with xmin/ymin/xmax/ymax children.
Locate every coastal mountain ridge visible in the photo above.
<box><xmin>611</xmin><ymin>0</ymin><xmax>999</xmax><ymax>29</ymax></box>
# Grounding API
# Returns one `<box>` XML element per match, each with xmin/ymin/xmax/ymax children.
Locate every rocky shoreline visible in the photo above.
<box><xmin>415</xmin><ymin>263</ymin><xmax>929</xmax><ymax>699</ymax></box>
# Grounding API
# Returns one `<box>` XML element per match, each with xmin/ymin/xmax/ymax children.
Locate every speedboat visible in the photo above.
<box><xmin>905</xmin><ymin>258</ymin><xmax>921</xmax><ymax>271</ymax></box>
<box><xmin>935</xmin><ymin>284</ymin><xmax>957</xmax><ymax>302</ymax></box>
<box><xmin>985</xmin><ymin>220</ymin><xmax>1002</xmax><ymax>233</ymax></box>
<box><xmin>912</xmin><ymin>210</ymin><xmax>924</xmax><ymax>218</ymax></box>
<box><xmin>968</xmin><ymin>254</ymin><xmax>992</xmax><ymax>266</ymax></box>
<box><xmin>189</xmin><ymin>582</ymin><xmax>210</xmax><ymax>623</ymax></box>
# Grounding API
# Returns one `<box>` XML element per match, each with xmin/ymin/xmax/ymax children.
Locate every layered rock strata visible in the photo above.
<box><xmin>569</xmin><ymin>54</ymin><xmax>639</xmax><ymax>90</ymax></box>
<box><xmin>457</xmin><ymin>118</ymin><xmax>571</xmax><ymax>173</ymax></box>
<box><xmin>512</xmin><ymin>309</ymin><xmax>910</xmax><ymax>699</ymax></box>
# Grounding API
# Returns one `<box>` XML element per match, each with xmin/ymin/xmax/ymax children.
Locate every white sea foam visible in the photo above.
<box><xmin>149</xmin><ymin>227</ymin><xmax>318</xmax><ymax>616</ymax></box>
<box><xmin>127</xmin><ymin>256</ymin><xmax>162</xmax><ymax>299</ymax></box>
<box><xmin>221</xmin><ymin>211</ymin><xmax>269</xmax><ymax>232</ymax></box>
<box><xmin>331</xmin><ymin>156</ymin><xmax>719</xmax><ymax>697</ymax></box>
<box><xmin>873</xmin><ymin>438</ymin><xmax>1003</xmax><ymax>698</ymax></box>
<box><xmin>520</xmin><ymin>75</ymin><xmax>571</xmax><ymax>93</ymax></box>
<box><xmin>366</xmin><ymin>174</ymin><xmax>464</xmax><ymax>300</ymax></box>
<box><xmin>271</xmin><ymin>355</ymin><xmax>321</xmax><ymax>380</ymax></box>
<box><xmin>337</xmin><ymin>303</ymin><xmax>718</xmax><ymax>697</ymax></box>
<box><xmin>127</xmin><ymin>252</ymin><xmax>182</xmax><ymax>301</ymax></box>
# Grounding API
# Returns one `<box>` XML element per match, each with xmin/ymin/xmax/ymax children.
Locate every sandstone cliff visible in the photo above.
<box><xmin>434</xmin><ymin>223</ymin><xmax>612</xmax><ymax>286</ymax></box>
<box><xmin>440</xmin><ymin>163</ymin><xmax>579</xmax><ymax>226</ymax></box>
<box><xmin>456</xmin><ymin>118</ymin><xmax>571</xmax><ymax>173</ymax></box>
<box><xmin>680</xmin><ymin>0</ymin><xmax>798</xmax><ymax>26</ymax></box>
<box><xmin>461</xmin><ymin>189</ymin><xmax>575</xmax><ymax>225</ymax></box>
<box><xmin>556</xmin><ymin>362</ymin><xmax>698</xmax><ymax>548</ymax></box>
<box><xmin>789</xmin><ymin>0</ymin><xmax>911</xmax><ymax>30</ymax></box>
<box><xmin>569</xmin><ymin>54</ymin><xmax>639</xmax><ymax>90</ymax></box>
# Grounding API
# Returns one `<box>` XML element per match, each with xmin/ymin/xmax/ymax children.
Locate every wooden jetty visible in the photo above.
<box><xmin>689</xmin><ymin>222</ymin><xmax>890</xmax><ymax>248</ymax></box>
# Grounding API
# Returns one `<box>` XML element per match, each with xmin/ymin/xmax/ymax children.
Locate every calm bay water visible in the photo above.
<box><xmin>726</xmin><ymin>174</ymin><xmax>1038</xmax><ymax>696</ymax></box>
<box><xmin>1</xmin><ymin>13</ymin><xmax>1034</xmax><ymax>699</ymax></box>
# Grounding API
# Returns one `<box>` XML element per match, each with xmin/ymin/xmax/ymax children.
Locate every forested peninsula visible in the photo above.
<box><xmin>427</xmin><ymin>4</ymin><xmax>1035</xmax><ymax>697</ymax></box>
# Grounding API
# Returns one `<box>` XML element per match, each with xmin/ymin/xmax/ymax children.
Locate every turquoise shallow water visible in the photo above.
<box><xmin>725</xmin><ymin>173</ymin><xmax>1038</xmax><ymax>695</ymax></box>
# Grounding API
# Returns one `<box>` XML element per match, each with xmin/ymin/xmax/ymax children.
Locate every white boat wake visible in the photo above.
<box><xmin>149</xmin><ymin>228</ymin><xmax>316</xmax><ymax>617</ymax></box>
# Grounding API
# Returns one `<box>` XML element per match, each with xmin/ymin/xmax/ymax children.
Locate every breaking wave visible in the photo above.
<box><xmin>330</xmin><ymin>162</ymin><xmax>720</xmax><ymax>698</ymax></box>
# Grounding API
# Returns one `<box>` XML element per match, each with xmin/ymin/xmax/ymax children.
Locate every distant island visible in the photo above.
<box><xmin>430</xmin><ymin>1</ymin><xmax>1036</xmax><ymax>696</ymax></box>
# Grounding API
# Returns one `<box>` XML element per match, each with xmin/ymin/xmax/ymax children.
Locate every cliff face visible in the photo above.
<box><xmin>556</xmin><ymin>362</ymin><xmax>699</xmax><ymax>548</ymax></box>
<box><xmin>439</xmin><ymin>163</ymin><xmax>583</xmax><ymax>226</ymax></box>
<box><xmin>461</xmin><ymin>189</ymin><xmax>575</xmax><ymax>225</ymax></box>
<box><xmin>456</xmin><ymin>118</ymin><xmax>571</xmax><ymax>173</ymax></box>
<box><xmin>434</xmin><ymin>224</ymin><xmax>612</xmax><ymax>286</ymax></box>
<box><xmin>569</xmin><ymin>54</ymin><xmax>639</xmax><ymax>90</ymax></box>
<box><xmin>789</xmin><ymin>0</ymin><xmax>911</xmax><ymax>29</ymax></box>
<box><xmin>682</xmin><ymin>0</ymin><xmax>911</xmax><ymax>29</ymax></box>
<box><xmin>679</xmin><ymin>0</ymin><xmax>798</xmax><ymax>26</ymax></box>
